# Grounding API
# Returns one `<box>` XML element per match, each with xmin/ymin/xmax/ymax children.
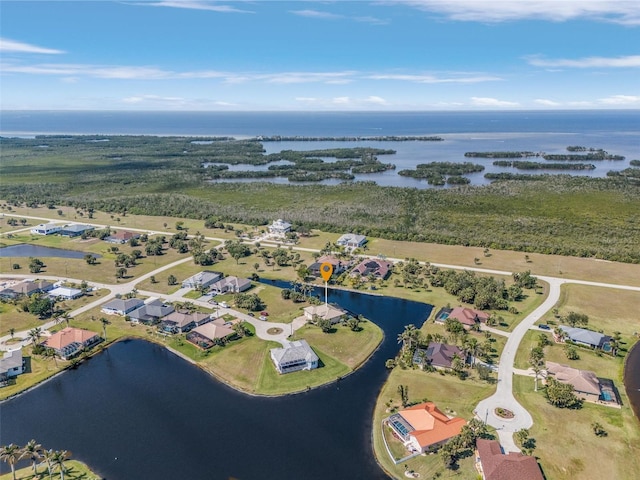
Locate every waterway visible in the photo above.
<box><xmin>0</xmin><ymin>244</ymin><xmax>100</xmax><ymax>259</ymax></box>
<box><xmin>624</xmin><ymin>341</ymin><xmax>640</xmax><ymax>425</ymax></box>
<box><xmin>0</xmin><ymin>287</ymin><xmax>432</xmax><ymax>479</ymax></box>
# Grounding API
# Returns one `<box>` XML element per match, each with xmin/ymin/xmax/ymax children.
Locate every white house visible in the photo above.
<box><xmin>181</xmin><ymin>271</ymin><xmax>222</xmax><ymax>289</ymax></box>
<box><xmin>0</xmin><ymin>350</ymin><xmax>24</xmax><ymax>386</ymax></box>
<box><xmin>48</xmin><ymin>286</ymin><xmax>83</xmax><ymax>300</ymax></box>
<box><xmin>30</xmin><ymin>223</ymin><xmax>62</xmax><ymax>235</ymax></box>
<box><xmin>268</xmin><ymin>219</ymin><xmax>292</xmax><ymax>236</ymax></box>
<box><xmin>303</xmin><ymin>304</ymin><xmax>348</xmax><ymax>325</ymax></box>
<box><xmin>336</xmin><ymin>233</ymin><xmax>367</xmax><ymax>249</ymax></box>
<box><xmin>101</xmin><ymin>298</ymin><xmax>145</xmax><ymax>316</ymax></box>
<box><xmin>209</xmin><ymin>276</ymin><xmax>252</xmax><ymax>294</ymax></box>
<box><xmin>270</xmin><ymin>340</ymin><xmax>319</xmax><ymax>374</ymax></box>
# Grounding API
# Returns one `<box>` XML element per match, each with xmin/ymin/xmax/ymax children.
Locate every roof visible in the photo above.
<box><xmin>163</xmin><ymin>311</ymin><xmax>210</xmax><ymax>328</ymax></box>
<box><xmin>270</xmin><ymin>219</ymin><xmax>292</xmax><ymax>230</ymax></box>
<box><xmin>476</xmin><ymin>439</ymin><xmax>544</xmax><ymax>480</ymax></box>
<box><xmin>210</xmin><ymin>276</ymin><xmax>251</xmax><ymax>290</ymax></box>
<box><xmin>102</xmin><ymin>298</ymin><xmax>144</xmax><ymax>311</ymax></box>
<box><xmin>182</xmin><ymin>271</ymin><xmax>222</xmax><ymax>285</ymax></box>
<box><xmin>191</xmin><ymin>318</ymin><xmax>234</xmax><ymax>340</ymax></box>
<box><xmin>351</xmin><ymin>258</ymin><xmax>392</xmax><ymax>278</ymax></box>
<box><xmin>546</xmin><ymin>361</ymin><xmax>601</xmax><ymax>395</ymax></box>
<box><xmin>303</xmin><ymin>304</ymin><xmax>347</xmax><ymax>322</ymax></box>
<box><xmin>130</xmin><ymin>298</ymin><xmax>174</xmax><ymax>320</ymax></box>
<box><xmin>415</xmin><ymin>342</ymin><xmax>464</xmax><ymax>369</ymax></box>
<box><xmin>560</xmin><ymin>325</ymin><xmax>610</xmax><ymax>347</ymax></box>
<box><xmin>398</xmin><ymin>402</ymin><xmax>466</xmax><ymax>449</ymax></box>
<box><xmin>110</xmin><ymin>230</ymin><xmax>139</xmax><ymax>240</ymax></box>
<box><xmin>60</xmin><ymin>224</ymin><xmax>94</xmax><ymax>233</ymax></box>
<box><xmin>0</xmin><ymin>349</ymin><xmax>23</xmax><ymax>373</ymax></box>
<box><xmin>337</xmin><ymin>233</ymin><xmax>367</xmax><ymax>245</ymax></box>
<box><xmin>48</xmin><ymin>286</ymin><xmax>82</xmax><ymax>297</ymax></box>
<box><xmin>271</xmin><ymin>340</ymin><xmax>319</xmax><ymax>365</ymax></box>
<box><xmin>8</xmin><ymin>280</ymin><xmax>55</xmax><ymax>296</ymax></box>
<box><xmin>44</xmin><ymin>327</ymin><xmax>99</xmax><ymax>350</ymax></box>
<box><xmin>448</xmin><ymin>307</ymin><xmax>489</xmax><ymax>326</ymax></box>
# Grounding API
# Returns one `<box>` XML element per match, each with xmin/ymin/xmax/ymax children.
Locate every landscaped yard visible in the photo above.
<box><xmin>0</xmin><ymin>459</ymin><xmax>98</xmax><ymax>480</ymax></box>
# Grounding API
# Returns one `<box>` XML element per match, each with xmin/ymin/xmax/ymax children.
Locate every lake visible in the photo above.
<box><xmin>0</xmin><ymin>287</ymin><xmax>432</xmax><ymax>479</ymax></box>
<box><xmin>0</xmin><ymin>244</ymin><xmax>100</xmax><ymax>259</ymax></box>
<box><xmin>624</xmin><ymin>341</ymin><xmax>640</xmax><ymax>426</ymax></box>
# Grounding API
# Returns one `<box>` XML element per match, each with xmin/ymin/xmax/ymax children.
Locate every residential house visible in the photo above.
<box><xmin>30</xmin><ymin>223</ymin><xmax>62</xmax><ymax>235</ymax></box>
<box><xmin>129</xmin><ymin>298</ymin><xmax>175</xmax><ymax>325</ymax></box>
<box><xmin>270</xmin><ymin>340</ymin><xmax>319</xmax><ymax>374</ymax></box>
<box><xmin>475</xmin><ymin>438</ymin><xmax>544</xmax><ymax>480</ymax></box>
<box><xmin>105</xmin><ymin>230</ymin><xmax>141</xmax><ymax>244</ymax></box>
<box><xmin>59</xmin><ymin>224</ymin><xmax>95</xmax><ymax>237</ymax></box>
<box><xmin>268</xmin><ymin>219</ymin><xmax>292</xmax><ymax>236</ymax></box>
<box><xmin>336</xmin><ymin>233</ymin><xmax>367</xmax><ymax>249</ymax></box>
<box><xmin>0</xmin><ymin>280</ymin><xmax>55</xmax><ymax>299</ymax></box>
<box><xmin>186</xmin><ymin>318</ymin><xmax>237</xmax><ymax>348</ymax></box>
<box><xmin>309</xmin><ymin>255</ymin><xmax>351</xmax><ymax>277</ymax></box>
<box><xmin>386</xmin><ymin>402</ymin><xmax>466</xmax><ymax>453</ymax></box>
<box><xmin>545</xmin><ymin>361</ymin><xmax>602</xmax><ymax>402</ymax></box>
<box><xmin>209</xmin><ymin>276</ymin><xmax>252</xmax><ymax>294</ymax></box>
<box><xmin>413</xmin><ymin>342</ymin><xmax>465</xmax><ymax>370</ymax></box>
<box><xmin>101</xmin><ymin>298</ymin><xmax>145</xmax><ymax>316</ymax></box>
<box><xmin>558</xmin><ymin>325</ymin><xmax>611</xmax><ymax>350</ymax></box>
<box><xmin>303</xmin><ymin>304</ymin><xmax>348</xmax><ymax>325</ymax></box>
<box><xmin>43</xmin><ymin>327</ymin><xmax>102</xmax><ymax>360</ymax></box>
<box><xmin>181</xmin><ymin>271</ymin><xmax>222</xmax><ymax>289</ymax></box>
<box><xmin>161</xmin><ymin>311</ymin><xmax>211</xmax><ymax>334</ymax></box>
<box><xmin>48</xmin><ymin>286</ymin><xmax>83</xmax><ymax>300</ymax></box>
<box><xmin>436</xmin><ymin>307</ymin><xmax>489</xmax><ymax>330</ymax></box>
<box><xmin>350</xmin><ymin>258</ymin><xmax>393</xmax><ymax>280</ymax></box>
<box><xmin>0</xmin><ymin>350</ymin><xmax>24</xmax><ymax>386</ymax></box>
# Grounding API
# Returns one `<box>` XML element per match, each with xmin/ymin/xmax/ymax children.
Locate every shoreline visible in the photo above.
<box><xmin>623</xmin><ymin>339</ymin><xmax>640</xmax><ymax>424</ymax></box>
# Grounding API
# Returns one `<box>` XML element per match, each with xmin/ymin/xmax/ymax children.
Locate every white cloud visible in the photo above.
<box><xmin>534</xmin><ymin>99</ymin><xmax>562</xmax><ymax>106</ymax></box>
<box><xmin>332</xmin><ymin>96</ymin><xmax>351</xmax><ymax>105</ymax></box>
<box><xmin>123</xmin><ymin>94</ymin><xmax>185</xmax><ymax>104</ymax></box>
<box><xmin>364</xmin><ymin>96</ymin><xmax>388</xmax><ymax>105</ymax></box>
<box><xmin>367</xmin><ymin>73</ymin><xmax>502</xmax><ymax>83</ymax></box>
<box><xmin>290</xmin><ymin>9</ymin><xmax>343</xmax><ymax>20</ymax></box>
<box><xmin>397</xmin><ymin>0</ymin><xmax>640</xmax><ymax>25</ymax></box>
<box><xmin>144</xmin><ymin>1</ymin><xmax>254</xmax><ymax>14</ymax></box>
<box><xmin>471</xmin><ymin>97</ymin><xmax>520</xmax><ymax>107</ymax></box>
<box><xmin>2</xmin><ymin>63</ymin><xmax>171</xmax><ymax>79</ymax></box>
<box><xmin>527</xmin><ymin>55</ymin><xmax>640</xmax><ymax>68</ymax></box>
<box><xmin>0</xmin><ymin>38</ymin><xmax>65</xmax><ymax>54</ymax></box>
<box><xmin>262</xmin><ymin>71</ymin><xmax>355</xmax><ymax>84</ymax></box>
<box><xmin>598</xmin><ymin>94</ymin><xmax>640</xmax><ymax>105</ymax></box>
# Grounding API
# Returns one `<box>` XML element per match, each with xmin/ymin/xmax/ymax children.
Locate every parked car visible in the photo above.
<box><xmin>539</xmin><ymin>324</ymin><xmax>551</xmax><ymax>330</ymax></box>
<box><xmin>261</xmin><ymin>311</ymin><xmax>269</xmax><ymax>316</ymax></box>
<box><xmin>259</xmin><ymin>316</ymin><xmax>267</xmax><ymax>321</ymax></box>
<box><xmin>248</xmin><ymin>312</ymin><xmax>255</xmax><ymax>317</ymax></box>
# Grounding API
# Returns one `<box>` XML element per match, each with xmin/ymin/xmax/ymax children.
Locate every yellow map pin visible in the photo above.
<box><xmin>320</xmin><ymin>262</ymin><xmax>333</xmax><ymax>282</ymax></box>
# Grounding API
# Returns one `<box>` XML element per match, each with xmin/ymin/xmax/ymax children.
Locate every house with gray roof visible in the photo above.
<box><xmin>336</xmin><ymin>233</ymin><xmax>367</xmax><ymax>249</ymax></box>
<box><xmin>270</xmin><ymin>340</ymin><xmax>319</xmax><ymax>374</ymax></box>
<box><xmin>209</xmin><ymin>276</ymin><xmax>252</xmax><ymax>294</ymax></box>
<box><xmin>181</xmin><ymin>271</ymin><xmax>222</xmax><ymax>289</ymax></box>
<box><xmin>129</xmin><ymin>298</ymin><xmax>175</xmax><ymax>325</ymax></box>
<box><xmin>161</xmin><ymin>311</ymin><xmax>211</xmax><ymax>334</ymax></box>
<box><xmin>0</xmin><ymin>280</ymin><xmax>55</xmax><ymax>299</ymax></box>
<box><xmin>0</xmin><ymin>350</ymin><xmax>24</xmax><ymax>386</ymax></box>
<box><xmin>559</xmin><ymin>325</ymin><xmax>611</xmax><ymax>350</ymax></box>
<box><xmin>59</xmin><ymin>224</ymin><xmax>95</xmax><ymax>237</ymax></box>
<box><xmin>268</xmin><ymin>219</ymin><xmax>292</xmax><ymax>236</ymax></box>
<box><xmin>101</xmin><ymin>298</ymin><xmax>145</xmax><ymax>316</ymax></box>
<box><xmin>413</xmin><ymin>342</ymin><xmax>466</xmax><ymax>370</ymax></box>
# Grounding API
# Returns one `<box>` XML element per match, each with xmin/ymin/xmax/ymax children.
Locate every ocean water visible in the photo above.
<box><xmin>1</xmin><ymin>110</ymin><xmax>638</xmax><ymax>188</ymax></box>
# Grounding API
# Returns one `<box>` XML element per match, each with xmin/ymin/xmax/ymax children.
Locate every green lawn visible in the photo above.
<box><xmin>0</xmin><ymin>460</ymin><xmax>99</xmax><ymax>480</ymax></box>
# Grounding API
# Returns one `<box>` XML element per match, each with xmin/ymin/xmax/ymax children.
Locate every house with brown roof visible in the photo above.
<box><xmin>105</xmin><ymin>230</ymin><xmax>141</xmax><ymax>244</ymax></box>
<box><xmin>186</xmin><ymin>318</ymin><xmax>237</xmax><ymax>349</ymax></box>
<box><xmin>350</xmin><ymin>258</ymin><xmax>393</xmax><ymax>280</ymax></box>
<box><xmin>161</xmin><ymin>311</ymin><xmax>211</xmax><ymax>334</ymax></box>
<box><xmin>386</xmin><ymin>402</ymin><xmax>466</xmax><ymax>454</ymax></box>
<box><xmin>309</xmin><ymin>255</ymin><xmax>351</xmax><ymax>277</ymax></box>
<box><xmin>413</xmin><ymin>342</ymin><xmax>466</xmax><ymax>370</ymax></box>
<box><xmin>43</xmin><ymin>327</ymin><xmax>102</xmax><ymax>360</ymax></box>
<box><xmin>475</xmin><ymin>438</ymin><xmax>544</xmax><ymax>480</ymax></box>
<box><xmin>545</xmin><ymin>361</ymin><xmax>602</xmax><ymax>402</ymax></box>
<box><xmin>303</xmin><ymin>304</ymin><xmax>349</xmax><ymax>325</ymax></box>
<box><xmin>436</xmin><ymin>307</ymin><xmax>489</xmax><ymax>329</ymax></box>
<box><xmin>0</xmin><ymin>280</ymin><xmax>55</xmax><ymax>299</ymax></box>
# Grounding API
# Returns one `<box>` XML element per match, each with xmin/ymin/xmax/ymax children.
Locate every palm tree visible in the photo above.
<box><xmin>44</xmin><ymin>347</ymin><xmax>58</xmax><ymax>368</ymax></box>
<box><xmin>51</xmin><ymin>450</ymin><xmax>70</xmax><ymax>480</ymax></box>
<box><xmin>20</xmin><ymin>439</ymin><xmax>43</xmax><ymax>475</ymax></box>
<box><xmin>0</xmin><ymin>443</ymin><xmax>21</xmax><ymax>480</ymax></box>
<box><xmin>43</xmin><ymin>449</ymin><xmax>56</xmax><ymax>480</ymax></box>
<box><xmin>61</xmin><ymin>312</ymin><xmax>71</xmax><ymax>327</ymax></box>
<box><xmin>100</xmin><ymin>317</ymin><xmax>110</xmax><ymax>340</ymax></box>
<box><xmin>28</xmin><ymin>327</ymin><xmax>43</xmax><ymax>346</ymax></box>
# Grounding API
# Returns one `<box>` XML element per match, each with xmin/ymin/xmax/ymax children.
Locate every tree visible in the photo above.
<box><xmin>43</xmin><ymin>449</ymin><xmax>56</xmax><ymax>480</ymax></box>
<box><xmin>29</xmin><ymin>257</ymin><xmax>45</xmax><ymax>273</ymax></box>
<box><xmin>28</xmin><ymin>327</ymin><xmax>43</xmax><ymax>346</ymax></box>
<box><xmin>20</xmin><ymin>439</ymin><xmax>43</xmax><ymax>475</ymax></box>
<box><xmin>100</xmin><ymin>317</ymin><xmax>110</xmax><ymax>340</ymax></box>
<box><xmin>28</xmin><ymin>294</ymin><xmax>55</xmax><ymax>318</ymax></box>
<box><xmin>317</xmin><ymin>317</ymin><xmax>332</xmax><ymax>333</ymax></box>
<box><xmin>564</xmin><ymin>345</ymin><xmax>580</xmax><ymax>360</ymax></box>
<box><xmin>116</xmin><ymin>267</ymin><xmax>127</xmax><ymax>279</ymax></box>
<box><xmin>529</xmin><ymin>346</ymin><xmax>545</xmax><ymax>392</ymax></box>
<box><xmin>564</xmin><ymin>311</ymin><xmax>588</xmax><ymax>328</ymax></box>
<box><xmin>545</xmin><ymin>377</ymin><xmax>582</xmax><ymax>408</ymax></box>
<box><xmin>1</xmin><ymin>443</ymin><xmax>21</xmax><ymax>480</ymax></box>
<box><xmin>9</xmin><ymin>328</ymin><xmax>15</xmax><ymax>339</ymax></box>
<box><xmin>592</xmin><ymin>422</ymin><xmax>608</xmax><ymax>437</ymax></box>
<box><xmin>397</xmin><ymin>324</ymin><xmax>419</xmax><ymax>353</ymax></box>
<box><xmin>84</xmin><ymin>254</ymin><xmax>97</xmax><ymax>265</ymax></box>
<box><xmin>51</xmin><ymin>450</ymin><xmax>70</xmax><ymax>480</ymax></box>
<box><xmin>397</xmin><ymin>384</ymin><xmax>409</xmax><ymax>407</ymax></box>
<box><xmin>167</xmin><ymin>275</ymin><xmax>177</xmax><ymax>286</ymax></box>
<box><xmin>346</xmin><ymin>316</ymin><xmax>361</xmax><ymax>332</ymax></box>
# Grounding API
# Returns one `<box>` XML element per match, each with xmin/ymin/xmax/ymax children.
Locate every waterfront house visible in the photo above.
<box><xmin>30</xmin><ymin>223</ymin><xmax>62</xmax><ymax>235</ymax></box>
<box><xmin>0</xmin><ymin>280</ymin><xmax>55</xmax><ymax>299</ymax></box>
<box><xmin>101</xmin><ymin>297</ymin><xmax>145</xmax><ymax>316</ymax></box>
<box><xmin>436</xmin><ymin>307</ymin><xmax>489</xmax><ymax>330</ymax></box>
<box><xmin>336</xmin><ymin>233</ymin><xmax>367</xmax><ymax>249</ymax></box>
<box><xmin>105</xmin><ymin>230</ymin><xmax>141</xmax><ymax>244</ymax></box>
<box><xmin>350</xmin><ymin>258</ymin><xmax>393</xmax><ymax>280</ymax></box>
<box><xmin>0</xmin><ymin>350</ymin><xmax>24</xmax><ymax>386</ymax></box>
<box><xmin>129</xmin><ymin>298</ymin><xmax>174</xmax><ymax>325</ymax></box>
<box><xmin>181</xmin><ymin>271</ymin><xmax>222</xmax><ymax>290</ymax></box>
<box><xmin>309</xmin><ymin>255</ymin><xmax>351</xmax><ymax>277</ymax></box>
<box><xmin>475</xmin><ymin>438</ymin><xmax>544</xmax><ymax>480</ymax></box>
<box><xmin>413</xmin><ymin>342</ymin><xmax>465</xmax><ymax>370</ymax></box>
<box><xmin>59</xmin><ymin>224</ymin><xmax>95</xmax><ymax>237</ymax></box>
<box><xmin>43</xmin><ymin>327</ymin><xmax>102</xmax><ymax>360</ymax></box>
<box><xmin>186</xmin><ymin>318</ymin><xmax>236</xmax><ymax>348</ymax></box>
<box><xmin>268</xmin><ymin>219</ymin><xmax>292</xmax><ymax>236</ymax></box>
<box><xmin>270</xmin><ymin>340</ymin><xmax>319</xmax><ymax>374</ymax></box>
<box><xmin>386</xmin><ymin>402</ymin><xmax>466</xmax><ymax>453</ymax></box>
<box><xmin>48</xmin><ymin>286</ymin><xmax>83</xmax><ymax>300</ymax></box>
<box><xmin>558</xmin><ymin>325</ymin><xmax>611</xmax><ymax>350</ymax></box>
<box><xmin>545</xmin><ymin>361</ymin><xmax>602</xmax><ymax>402</ymax></box>
<box><xmin>303</xmin><ymin>304</ymin><xmax>348</xmax><ymax>325</ymax></box>
<box><xmin>161</xmin><ymin>311</ymin><xmax>211</xmax><ymax>334</ymax></box>
<box><xmin>209</xmin><ymin>276</ymin><xmax>252</xmax><ymax>294</ymax></box>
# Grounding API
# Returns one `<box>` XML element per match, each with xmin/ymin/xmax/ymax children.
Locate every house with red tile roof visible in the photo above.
<box><xmin>43</xmin><ymin>327</ymin><xmax>102</xmax><ymax>360</ymax></box>
<box><xmin>545</xmin><ymin>361</ymin><xmax>603</xmax><ymax>402</ymax></box>
<box><xmin>437</xmin><ymin>306</ymin><xmax>489</xmax><ymax>329</ymax></box>
<box><xmin>105</xmin><ymin>230</ymin><xmax>141</xmax><ymax>244</ymax></box>
<box><xmin>386</xmin><ymin>402</ymin><xmax>466</xmax><ymax>454</ymax></box>
<box><xmin>475</xmin><ymin>439</ymin><xmax>543</xmax><ymax>480</ymax></box>
<box><xmin>350</xmin><ymin>258</ymin><xmax>393</xmax><ymax>280</ymax></box>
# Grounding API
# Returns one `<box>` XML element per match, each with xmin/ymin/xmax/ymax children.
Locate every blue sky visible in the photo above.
<box><xmin>1</xmin><ymin>0</ymin><xmax>639</xmax><ymax>110</ymax></box>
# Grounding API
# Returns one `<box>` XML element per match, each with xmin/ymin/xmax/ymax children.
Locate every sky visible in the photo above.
<box><xmin>1</xmin><ymin>0</ymin><xmax>639</xmax><ymax>111</ymax></box>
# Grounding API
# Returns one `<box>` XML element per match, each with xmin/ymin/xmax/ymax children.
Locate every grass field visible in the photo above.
<box><xmin>0</xmin><ymin>460</ymin><xmax>99</xmax><ymax>480</ymax></box>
